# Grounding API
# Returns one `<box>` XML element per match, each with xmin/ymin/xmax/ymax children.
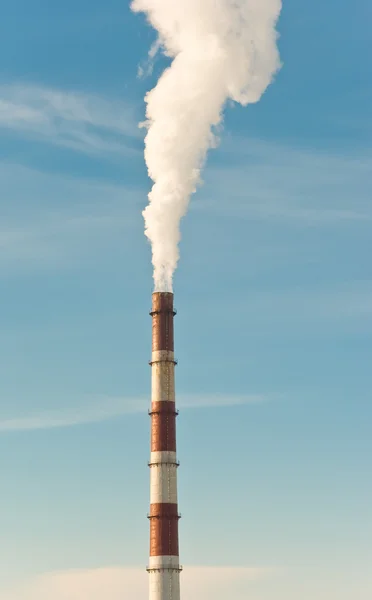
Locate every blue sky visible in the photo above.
<box><xmin>0</xmin><ymin>1</ymin><xmax>371</xmax><ymax>599</ymax></box>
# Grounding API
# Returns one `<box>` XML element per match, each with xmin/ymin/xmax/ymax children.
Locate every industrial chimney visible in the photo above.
<box><xmin>147</xmin><ymin>292</ymin><xmax>181</xmax><ymax>600</ymax></box>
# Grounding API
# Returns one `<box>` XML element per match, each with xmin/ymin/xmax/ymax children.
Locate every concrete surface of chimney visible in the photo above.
<box><xmin>147</xmin><ymin>292</ymin><xmax>181</xmax><ymax>600</ymax></box>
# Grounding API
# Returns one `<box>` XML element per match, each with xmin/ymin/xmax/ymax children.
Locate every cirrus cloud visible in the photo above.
<box><xmin>0</xmin><ymin>83</ymin><xmax>141</xmax><ymax>156</ymax></box>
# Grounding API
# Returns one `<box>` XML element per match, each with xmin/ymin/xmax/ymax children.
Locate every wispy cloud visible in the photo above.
<box><xmin>1</xmin><ymin>565</ymin><xmax>274</xmax><ymax>600</ymax></box>
<box><xmin>196</xmin><ymin>137</ymin><xmax>372</xmax><ymax>224</ymax></box>
<box><xmin>0</xmin><ymin>394</ymin><xmax>264</xmax><ymax>433</ymax></box>
<box><xmin>202</xmin><ymin>281</ymin><xmax>372</xmax><ymax>337</ymax></box>
<box><xmin>0</xmin><ymin>163</ymin><xmax>142</xmax><ymax>272</ymax></box>
<box><xmin>0</xmin><ymin>212</ymin><xmax>132</xmax><ymax>270</ymax></box>
<box><xmin>0</xmin><ymin>83</ymin><xmax>141</xmax><ymax>155</ymax></box>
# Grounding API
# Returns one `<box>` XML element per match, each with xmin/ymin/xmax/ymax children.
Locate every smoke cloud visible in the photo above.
<box><xmin>132</xmin><ymin>0</ymin><xmax>282</xmax><ymax>291</ymax></box>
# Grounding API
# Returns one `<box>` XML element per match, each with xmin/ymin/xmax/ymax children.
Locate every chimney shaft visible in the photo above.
<box><xmin>148</xmin><ymin>292</ymin><xmax>181</xmax><ymax>600</ymax></box>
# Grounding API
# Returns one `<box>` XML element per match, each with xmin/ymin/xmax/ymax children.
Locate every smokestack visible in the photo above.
<box><xmin>147</xmin><ymin>292</ymin><xmax>181</xmax><ymax>600</ymax></box>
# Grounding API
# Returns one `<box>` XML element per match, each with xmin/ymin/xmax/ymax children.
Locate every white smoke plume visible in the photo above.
<box><xmin>131</xmin><ymin>0</ymin><xmax>282</xmax><ymax>291</ymax></box>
